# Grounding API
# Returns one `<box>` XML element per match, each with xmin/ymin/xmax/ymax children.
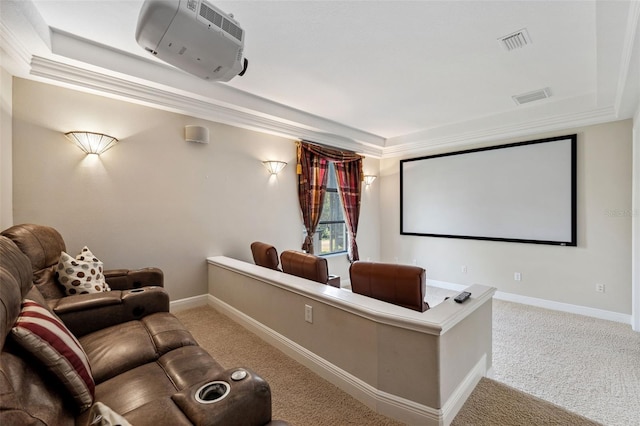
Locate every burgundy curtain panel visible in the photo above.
<box><xmin>296</xmin><ymin>141</ymin><xmax>363</xmax><ymax>260</ymax></box>
<box><xmin>297</xmin><ymin>142</ymin><xmax>329</xmax><ymax>254</ymax></box>
<box><xmin>334</xmin><ymin>160</ymin><xmax>363</xmax><ymax>262</ymax></box>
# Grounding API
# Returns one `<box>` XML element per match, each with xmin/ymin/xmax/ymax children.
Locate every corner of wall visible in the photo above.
<box><xmin>632</xmin><ymin>104</ymin><xmax>640</xmax><ymax>332</ymax></box>
<box><xmin>0</xmin><ymin>67</ymin><xmax>14</xmax><ymax>229</ymax></box>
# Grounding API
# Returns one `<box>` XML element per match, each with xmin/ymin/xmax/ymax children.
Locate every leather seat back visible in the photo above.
<box><xmin>1</xmin><ymin>236</ymin><xmax>75</xmax><ymax>425</ymax></box>
<box><xmin>0</xmin><ymin>237</ymin><xmax>33</xmax><ymax>346</ymax></box>
<box><xmin>250</xmin><ymin>242</ymin><xmax>280</xmax><ymax>271</ymax></box>
<box><xmin>349</xmin><ymin>261</ymin><xmax>429</xmax><ymax>312</ymax></box>
<box><xmin>280</xmin><ymin>250</ymin><xmax>328</xmax><ymax>284</ymax></box>
<box><xmin>1</xmin><ymin>224</ymin><xmax>66</xmax><ymax>299</ymax></box>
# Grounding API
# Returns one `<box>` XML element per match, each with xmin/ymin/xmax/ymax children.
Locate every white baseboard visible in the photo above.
<box><xmin>207</xmin><ymin>294</ymin><xmax>481</xmax><ymax>426</ymax></box>
<box><xmin>428</xmin><ymin>279</ymin><xmax>632</xmax><ymax>325</ymax></box>
<box><xmin>169</xmin><ymin>294</ymin><xmax>208</xmax><ymax>312</ymax></box>
<box><xmin>442</xmin><ymin>355</ymin><xmax>486</xmax><ymax>426</ymax></box>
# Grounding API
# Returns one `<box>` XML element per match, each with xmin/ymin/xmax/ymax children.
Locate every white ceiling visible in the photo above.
<box><xmin>2</xmin><ymin>0</ymin><xmax>639</xmax><ymax>157</ymax></box>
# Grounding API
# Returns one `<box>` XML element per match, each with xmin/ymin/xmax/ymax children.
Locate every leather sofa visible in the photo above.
<box><xmin>349</xmin><ymin>261</ymin><xmax>430</xmax><ymax>312</ymax></box>
<box><xmin>280</xmin><ymin>250</ymin><xmax>329</xmax><ymax>284</ymax></box>
<box><xmin>1</xmin><ymin>227</ymin><xmax>287</xmax><ymax>425</ymax></box>
<box><xmin>250</xmin><ymin>241</ymin><xmax>281</xmax><ymax>271</ymax></box>
<box><xmin>1</xmin><ymin>224</ymin><xmax>168</xmax><ymax>337</ymax></box>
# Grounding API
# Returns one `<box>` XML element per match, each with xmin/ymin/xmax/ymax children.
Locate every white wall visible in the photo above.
<box><xmin>10</xmin><ymin>78</ymin><xmax>381</xmax><ymax>300</ymax></box>
<box><xmin>1</xmin><ymin>68</ymin><xmax>13</xmax><ymax>229</ymax></box>
<box><xmin>633</xmin><ymin>108</ymin><xmax>640</xmax><ymax>331</ymax></box>
<box><xmin>380</xmin><ymin>120</ymin><xmax>633</xmax><ymax>315</ymax></box>
<box><xmin>10</xmin><ymin>77</ymin><xmax>633</xmax><ymax>320</ymax></box>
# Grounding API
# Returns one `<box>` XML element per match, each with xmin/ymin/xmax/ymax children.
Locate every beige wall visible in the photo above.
<box><xmin>380</xmin><ymin>120</ymin><xmax>633</xmax><ymax>315</ymax></box>
<box><xmin>10</xmin><ymin>78</ymin><xmax>381</xmax><ymax>300</ymax></box>
<box><xmin>9</xmin><ymin>77</ymin><xmax>634</xmax><ymax>317</ymax></box>
<box><xmin>208</xmin><ymin>257</ymin><xmax>495</xmax><ymax>424</ymax></box>
<box><xmin>633</xmin><ymin>110</ymin><xmax>639</xmax><ymax>331</ymax></box>
<box><xmin>1</xmin><ymin>68</ymin><xmax>12</xmax><ymax>229</ymax></box>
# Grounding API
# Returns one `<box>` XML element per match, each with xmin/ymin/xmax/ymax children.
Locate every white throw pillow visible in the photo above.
<box><xmin>87</xmin><ymin>402</ymin><xmax>132</xmax><ymax>426</ymax></box>
<box><xmin>57</xmin><ymin>246</ymin><xmax>110</xmax><ymax>295</ymax></box>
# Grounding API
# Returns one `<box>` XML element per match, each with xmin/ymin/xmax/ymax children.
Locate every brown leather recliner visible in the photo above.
<box><xmin>280</xmin><ymin>250</ymin><xmax>329</xmax><ymax>284</ymax></box>
<box><xmin>250</xmin><ymin>242</ymin><xmax>281</xmax><ymax>271</ymax></box>
<box><xmin>1</xmin><ymin>224</ymin><xmax>167</xmax><ymax>337</ymax></box>
<box><xmin>1</xmin><ymin>234</ymin><xmax>287</xmax><ymax>426</ymax></box>
<box><xmin>349</xmin><ymin>261</ymin><xmax>430</xmax><ymax>312</ymax></box>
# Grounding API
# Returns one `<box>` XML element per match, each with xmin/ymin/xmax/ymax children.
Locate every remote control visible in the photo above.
<box><xmin>454</xmin><ymin>291</ymin><xmax>471</xmax><ymax>303</ymax></box>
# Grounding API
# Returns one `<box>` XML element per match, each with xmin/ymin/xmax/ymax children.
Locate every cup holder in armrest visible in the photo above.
<box><xmin>195</xmin><ymin>381</ymin><xmax>230</xmax><ymax>404</ymax></box>
<box><xmin>129</xmin><ymin>288</ymin><xmax>145</xmax><ymax>293</ymax></box>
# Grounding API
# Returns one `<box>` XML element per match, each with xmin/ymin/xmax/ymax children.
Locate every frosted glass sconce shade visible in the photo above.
<box><xmin>364</xmin><ymin>175</ymin><xmax>377</xmax><ymax>185</ymax></box>
<box><xmin>262</xmin><ymin>161</ymin><xmax>287</xmax><ymax>175</ymax></box>
<box><xmin>65</xmin><ymin>131</ymin><xmax>118</xmax><ymax>155</ymax></box>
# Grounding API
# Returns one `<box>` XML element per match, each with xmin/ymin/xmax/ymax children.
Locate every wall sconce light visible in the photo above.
<box><xmin>185</xmin><ymin>125</ymin><xmax>209</xmax><ymax>144</ymax></box>
<box><xmin>262</xmin><ymin>160</ymin><xmax>287</xmax><ymax>175</ymax></box>
<box><xmin>65</xmin><ymin>131</ymin><xmax>119</xmax><ymax>155</ymax></box>
<box><xmin>364</xmin><ymin>175</ymin><xmax>377</xmax><ymax>185</ymax></box>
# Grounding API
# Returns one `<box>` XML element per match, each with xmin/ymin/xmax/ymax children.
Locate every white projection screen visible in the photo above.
<box><xmin>400</xmin><ymin>135</ymin><xmax>577</xmax><ymax>246</ymax></box>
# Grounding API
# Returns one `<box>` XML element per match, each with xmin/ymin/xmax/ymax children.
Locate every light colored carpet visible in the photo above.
<box><xmin>491</xmin><ymin>299</ymin><xmax>640</xmax><ymax>426</ymax></box>
<box><xmin>174</xmin><ymin>299</ymin><xmax>618</xmax><ymax>425</ymax></box>
<box><xmin>452</xmin><ymin>377</ymin><xmax>601</xmax><ymax>426</ymax></box>
<box><xmin>175</xmin><ymin>305</ymin><xmax>401</xmax><ymax>425</ymax></box>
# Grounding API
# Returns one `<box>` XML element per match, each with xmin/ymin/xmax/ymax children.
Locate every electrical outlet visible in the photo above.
<box><xmin>461</xmin><ymin>265</ymin><xmax>467</xmax><ymax>274</ymax></box>
<box><xmin>304</xmin><ymin>304</ymin><xmax>313</xmax><ymax>323</ymax></box>
<box><xmin>514</xmin><ymin>272</ymin><xmax>522</xmax><ymax>281</ymax></box>
<box><xmin>596</xmin><ymin>283</ymin><xmax>605</xmax><ymax>293</ymax></box>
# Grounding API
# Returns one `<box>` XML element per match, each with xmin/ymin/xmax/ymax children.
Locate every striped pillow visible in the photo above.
<box><xmin>11</xmin><ymin>299</ymin><xmax>95</xmax><ymax>411</ymax></box>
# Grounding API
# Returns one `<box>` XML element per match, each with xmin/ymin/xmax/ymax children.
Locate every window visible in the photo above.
<box><xmin>316</xmin><ymin>162</ymin><xmax>347</xmax><ymax>255</ymax></box>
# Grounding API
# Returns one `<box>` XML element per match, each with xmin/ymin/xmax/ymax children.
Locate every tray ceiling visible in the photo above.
<box><xmin>2</xmin><ymin>0</ymin><xmax>638</xmax><ymax>157</ymax></box>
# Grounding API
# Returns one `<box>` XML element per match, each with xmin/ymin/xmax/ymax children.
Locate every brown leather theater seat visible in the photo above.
<box><xmin>280</xmin><ymin>250</ymin><xmax>329</xmax><ymax>284</ymax></box>
<box><xmin>1</xmin><ymin>225</ymin><xmax>287</xmax><ymax>426</ymax></box>
<box><xmin>251</xmin><ymin>242</ymin><xmax>281</xmax><ymax>271</ymax></box>
<box><xmin>349</xmin><ymin>261</ymin><xmax>429</xmax><ymax>312</ymax></box>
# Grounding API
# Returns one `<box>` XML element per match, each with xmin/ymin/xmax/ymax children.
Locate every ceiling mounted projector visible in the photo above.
<box><xmin>135</xmin><ymin>0</ymin><xmax>248</xmax><ymax>82</ymax></box>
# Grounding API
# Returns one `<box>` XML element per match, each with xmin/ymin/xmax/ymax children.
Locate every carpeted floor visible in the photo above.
<box><xmin>491</xmin><ymin>299</ymin><xmax>640</xmax><ymax>426</ymax></box>
<box><xmin>452</xmin><ymin>377</ymin><xmax>601</xmax><ymax>426</ymax></box>
<box><xmin>174</xmin><ymin>301</ymin><xmax>617</xmax><ymax>425</ymax></box>
<box><xmin>175</xmin><ymin>305</ymin><xmax>401</xmax><ymax>425</ymax></box>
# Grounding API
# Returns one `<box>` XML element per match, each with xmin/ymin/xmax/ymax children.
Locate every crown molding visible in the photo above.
<box><xmin>25</xmin><ymin>53</ymin><xmax>625</xmax><ymax>160</ymax></box>
<box><xmin>381</xmin><ymin>105</ymin><xmax>619</xmax><ymax>158</ymax></box>
<box><xmin>614</xmin><ymin>0</ymin><xmax>640</xmax><ymax>116</ymax></box>
<box><xmin>0</xmin><ymin>22</ymin><xmax>31</xmax><ymax>75</ymax></box>
<box><xmin>5</xmin><ymin>0</ymin><xmax>636</xmax><ymax>161</ymax></box>
<box><xmin>17</xmin><ymin>53</ymin><xmax>630</xmax><ymax>161</ymax></box>
<box><xmin>29</xmin><ymin>56</ymin><xmax>385</xmax><ymax>157</ymax></box>
<box><xmin>47</xmin><ymin>28</ymin><xmax>385</xmax><ymax>151</ymax></box>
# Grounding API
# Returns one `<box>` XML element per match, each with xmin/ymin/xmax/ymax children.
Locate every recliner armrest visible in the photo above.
<box><xmin>53</xmin><ymin>291</ymin><xmax>121</xmax><ymax>314</ymax></box>
<box><xmin>52</xmin><ymin>287</ymin><xmax>170</xmax><ymax>337</ymax></box>
<box><xmin>172</xmin><ymin>368</ymin><xmax>272</xmax><ymax>426</ymax></box>
<box><xmin>104</xmin><ymin>267</ymin><xmax>164</xmax><ymax>290</ymax></box>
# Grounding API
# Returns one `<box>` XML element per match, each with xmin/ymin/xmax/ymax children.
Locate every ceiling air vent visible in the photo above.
<box><xmin>512</xmin><ymin>88</ymin><xmax>551</xmax><ymax>105</ymax></box>
<box><xmin>499</xmin><ymin>28</ymin><xmax>532</xmax><ymax>51</ymax></box>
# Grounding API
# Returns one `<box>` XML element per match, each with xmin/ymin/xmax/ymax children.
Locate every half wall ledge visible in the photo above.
<box><xmin>207</xmin><ymin>256</ymin><xmax>496</xmax><ymax>426</ymax></box>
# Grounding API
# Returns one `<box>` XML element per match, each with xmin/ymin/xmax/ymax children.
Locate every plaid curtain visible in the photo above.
<box><xmin>297</xmin><ymin>142</ymin><xmax>329</xmax><ymax>254</ymax></box>
<box><xmin>335</xmin><ymin>160</ymin><xmax>363</xmax><ymax>262</ymax></box>
<box><xmin>297</xmin><ymin>141</ymin><xmax>363</xmax><ymax>259</ymax></box>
